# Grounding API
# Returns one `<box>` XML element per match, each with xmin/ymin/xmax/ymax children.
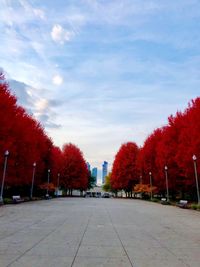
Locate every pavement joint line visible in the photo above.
<box><xmin>0</xmin><ymin>218</ymin><xmax>45</xmax><ymax>242</ymax></box>
<box><xmin>70</xmin><ymin>210</ymin><xmax>93</xmax><ymax>267</ymax></box>
<box><xmin>0</xmin><ymin>202</ymin><xmax>55</xmax><ymax>241</ymax></box>
<box><xmin>149</xmin><ymin>235</ymin><xmax>191</xmax><ymax>267</ymax></box>
<box><xmin>105</xmin><ymin>207</ymin><xmax>135</xmax><ymax>267</ymax></box>
<box><xmin>5</xmin><ymin>215</ymin><xmax>70</xmax><ymax>267</ymax></box>
<box><xmin>132</xmin><ymin>218</ymin><xmax>190</xmax><ymax>267</ymax></box>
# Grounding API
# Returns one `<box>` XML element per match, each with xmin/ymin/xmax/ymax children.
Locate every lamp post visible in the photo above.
<box><xmin>46</xmin><ymin>169</ymin><xmax>50</xmax><ymax>196</ymax></box>
<box><xmin>192</xmin><ymin>155</ymin><xmax>200</xmax><ymax>204</ymax></box>
<box><xmin>30</xmin><ymin>162</ymin><xmax>36</xmax><ymax>199</ymax></box>
<box><xmin>140</xmin><ymin>175</ymin><xmax>143</xmax><ymax>184</ymax></box>
<box><xmin>57</xmin><ymin>173</ymin><xmax>60</xmax><ymax>197</ymax></box>
<box><xmin>164</xmin><ymin>165</ymin><xmax>169</xmax><ymax>202</ymax></box>
<box><xmin>149</xmin><ymin>171</ymin><xmax>153</xmax><ymax>200</ymax></box>
<box><xmin>0</xmin><ymin>150</ymin><xmax>9</xmax><ymax>204</ymax></box>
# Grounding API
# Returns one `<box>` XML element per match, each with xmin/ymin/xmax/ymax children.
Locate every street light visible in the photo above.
<box><xmin>57</xmin><ymin>173</ymin><xmax>60</xmax><ymax>197</ymax></box>
<box><xmin>0</xmin><ymin>150</ymin><xmax>9</xmax><ymax>204</ymax></box>
<box><xmin>164</xmin><ymin>165</ymin><xmax>169</xmax><ymax>202</ymax></box>
<box><xmin>192</xmin><ymin>155</ymin><xmax>200</xmax><ymax>204</ymax></box>
<box><xmin>149</xmin><ymin>171</ymin><xmax>153</xmax><ymax>200</ymax></box>
<box><xmin>30</xmin><ymin>162</ymin><xmax>36</xmax><ymax>199</ymax></box>
<box><xmin>46</xmin><ymin>169</ymin><xmax>50</xmax><ymax>196</ymax></box>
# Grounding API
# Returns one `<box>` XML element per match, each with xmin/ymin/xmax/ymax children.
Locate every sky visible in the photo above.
<box><xmin>0</xmin><ymin>0</ymin><xmax>200</xmax><ymax>182</ymax></box>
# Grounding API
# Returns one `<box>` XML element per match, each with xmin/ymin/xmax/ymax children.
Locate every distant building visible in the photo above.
<box><xmin>92</xmin><ymin>167</ymin><xmax>98</xmax><ymax>185</ymax></box>
<box><xmin>102</xmin><ymin>161</ymin><xmax>108</xmax><ymax>184</ymax></box>
<box><xmin>86</xmin><ymin>162</ymin><xmax>91</xmax><ymax>172</ymax></box>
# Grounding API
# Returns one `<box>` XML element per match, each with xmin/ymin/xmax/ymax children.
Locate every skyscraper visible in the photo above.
<box><xmin>102</xmin><ymin>161</ymin><xmax>108</xmax><ymax>184</ymax></box>
<box><xmin>92</xmin><ymin>167</ymin><xmax>98</xmax><ymax>185</ymax></box>
<box><xmin>86</xmin><ymin>162</ymin><xmax>91</xmax><ymax>172</ymax></box>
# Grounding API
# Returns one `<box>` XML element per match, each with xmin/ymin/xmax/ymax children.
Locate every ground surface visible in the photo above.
<box><xmin>0</xmin><ymin>198</ymin><xmax>199</xmax><ymax>267</ymax></box>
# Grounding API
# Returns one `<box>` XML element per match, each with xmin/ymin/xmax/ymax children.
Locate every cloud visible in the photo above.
<box><xmin>52</xmin><ymin>74</ymin><xmax>63</xmax><ymax>86</ymax></box>
<box><xmin>8</xmin><ymin>79</ymin><xmax>36</xmax><ymax>107</ymax></box>
<box><xmin>35</xmin><ymin>99</ymin><xmax>49</xmax><ymax>112</ymax></box>
<box><xmin>6</xmin><ymin>77</ymin><xmax>62</xmax><ymax>130</ymax></box>
<box><xmin>33</xmin><ymin>8</ymin><xmax>45</xmax><ymax>20</ymax></box>
<box><xmin>1</xmin><ymin>0</ymin><xmax>200</xmax><ymax>172</ymax></box>
<box><xmin>51</xmin><ymin>24</ymin><xmax>74</xmax><ymax>44</ymax></box>
<box><xmin>19</xmin><ymin>0</ymin><xmax>45</xmax><ymax>20</ymax></box>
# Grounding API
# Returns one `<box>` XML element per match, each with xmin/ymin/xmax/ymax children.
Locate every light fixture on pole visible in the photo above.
<box><xmin>46</xmin><ymin>169</ymin><xmax>50</xmax><ymax>197</ymax></box>
<box><xmin>149</xmin><ymin>171</ymin><xmax>153</xmax><ymax>200</ymax></box>
<box><xmin>57</xmin><ymin>173</ymin><xmax>60</xmax><ymax>197</ymax></box>
<box><xmin>164</xmin><ymin>165</ymin><xmax>169</xmax><ymax>202</ymax></box>
<box><xmin>57</xmin><ymin>173</ymin><xmax>60</xmax><ymax>188</ymax></box>
<box><xmin>192</xmin><ymin>155</ymin><xmax>200</xmax><ymax>204</ymax></box>
<box><xmin>30</xmin><ymin>162</ymin><xmax>36</xmax><ymax>199</ymax></box>
<box><xmin>0</xmin><ymin>150</ymin><xmax>9</xmax><ymax>204</ymax></box>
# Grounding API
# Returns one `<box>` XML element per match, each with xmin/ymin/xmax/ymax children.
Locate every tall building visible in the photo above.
<box><xmin>92</xmin><ymin>167</ymin><xmax>98</xmax><ymax>185</ymax></box>
<box><xmin>86</xmin><ymin>162</ymin><xmax>91</xmax><ymax>172</ymax></box>
<box><xmin>102</xmin><ymin>161</ymin><xmax>108</xmax><ymax>184</ymax></box>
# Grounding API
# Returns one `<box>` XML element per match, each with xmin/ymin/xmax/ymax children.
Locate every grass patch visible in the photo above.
<box><xmin>190</xmin><ymin>203</ymin><xmax>200</xmax><ymax>210</ymax></box>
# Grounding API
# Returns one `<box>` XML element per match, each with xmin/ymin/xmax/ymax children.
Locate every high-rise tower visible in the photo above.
<box><xmin>92</xmin><ymin>167</ymin><xmax>98</xmax><ymax>185</ymax></box>
<box><xmin>102</xmin><ymin>161</ymin><xmax>108</xmax><ymax>184</ymax></box>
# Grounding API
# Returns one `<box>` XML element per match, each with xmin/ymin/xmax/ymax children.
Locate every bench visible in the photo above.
<box><xmin>161</xmin><ymin>198</ymin><xmax>170</xmax><ymax>205</ymax></box>
<box><xmin>45</xmin><ymin>194</ymin><xmax>51</xmax><ymax>199</ymax></box>
<box><xmin>161</xmin><ymin>198</ymin><xmax>167</xmax><ymax>204</ymax></box>
<box><xmin>12</xmin><ymin>195</ymin><xmax>23</xmax><ymax>204</ymax></box>
<box><xmin>177</xmin><ymin>200</ymin><xmax>188</xmax><ymax>208</ymax></box>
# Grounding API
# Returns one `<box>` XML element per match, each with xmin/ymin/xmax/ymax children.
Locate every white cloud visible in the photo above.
<box><xmin>35</xmin><ymin>99</ymin><xmax>49</xmax><ymax>112</ymax></box>
<box><xmin>52</xmin><ymin>74</ymin><xmax>63</xmax><ymax>86</ymax></box>
<box><xmin>51</xmin><ymin>24</ymin><xmax>74</xmax><ymax>44</ymax></box>
<box><xmin>33</xmin><ymin>8</ymin><xmax>45</xmax><ymax>20</ymax></box>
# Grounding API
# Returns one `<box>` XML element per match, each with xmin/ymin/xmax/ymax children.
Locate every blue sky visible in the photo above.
<box><xmin>0</xmin><ymin>0</ymin><xmax>200</xmax><ymax>181</ymax></box>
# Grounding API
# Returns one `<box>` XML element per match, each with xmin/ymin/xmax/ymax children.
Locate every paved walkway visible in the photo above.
<box><xmin>0</xmin><ymin>198</ymin><xmax>199</xmax><ymax>267</ymax></box>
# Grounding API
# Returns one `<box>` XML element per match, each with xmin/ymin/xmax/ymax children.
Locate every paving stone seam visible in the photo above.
<box><xmin>70</xmin><ymin>211</ymin><xmax>93</xmax><ymax>267</ymax></box>
<box><xmin>131</xmin><ymin>218</ymin><xmax>191</xmax><ymax>267</ymax></box>
<box><xmin>105</xmin><ymin>207</ymin><xmax>135</xmax><ymax>267</ymax></box>
<box><xmin>5</xmin><ymin>214</ymin><xmax>70</xmax><ymax>267</ymax></box>
<box><xmin>0</xmin><ymin>218</ymin><xmax>46</xmax><ymax>242</ymax></box>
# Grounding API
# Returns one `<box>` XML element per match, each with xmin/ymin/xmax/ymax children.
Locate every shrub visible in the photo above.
<box><xmin>3</xmin><ymin>198</ymin><xmax>13</xmax><ymax>204</ymax></box>
<box><xmin>191</xmin><ymin>203</ymin><xmax>200</xmax><ymax>210</ymax></box>
<box><xmin>152</xmin><ymin>198</ymin><xmax>159</xmax><ymax>203</ymax></box>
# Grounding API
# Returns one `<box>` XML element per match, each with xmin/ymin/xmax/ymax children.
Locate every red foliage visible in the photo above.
<box><xmin>138</xmin><ymin>98</ymin><xmax>200</xmax><ymax>198</ymax></box>
<box><xmin>111</xmin><ymin>142</ymin><xmax>139</xmax><ymax>191</ymax></box>
<box><xmin>138</xmin><ymin>128</ymin><xmax>163</xmax><ymax>187</ymax></box>
<box><xmin>112</xmin><ymin>98</ymin><xmax>200</xmax><ymax>199</ymax></box>
<box><xmin>1</xmin><ymin>71</ymin><xmax>200</xmax><ymax>199</ymax></box>
<box><xmin>0</xmin><ymin>73</ymin><xmax>54</xmax><ymax>190</ymax></box>
<box><xmin>61</xmin><ymin>143</ymin><xmax>88</xmax><ymax>191</ymax></box>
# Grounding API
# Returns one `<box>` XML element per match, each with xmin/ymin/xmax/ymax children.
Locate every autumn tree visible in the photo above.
<box><xmin>61</xmin><ymin>143</ymin><xmax>88</xmax><ymax>195</ymax></box>
<box><xmin>0</xmin><ymin>73</ymin><xmax>55</xmax><ymax>197</ymax></box>
<box><xmin>138</xmin><ymin>129</ymin><xmax>163</xmax><ymax>188</ymax></box>
<box><xmin>111</xmin><ymin>142</ymin><xmax>139</xmax><ymax>196</ymax></box>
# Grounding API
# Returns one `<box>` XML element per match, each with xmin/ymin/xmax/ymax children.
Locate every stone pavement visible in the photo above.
<box><xmin>0</xmin><ymin>198</ymin><xmax>199</xmax><ymax>267</ymax></box>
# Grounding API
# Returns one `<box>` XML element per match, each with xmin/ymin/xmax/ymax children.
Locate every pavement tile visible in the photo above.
<box><xmin>72</xmin><ymin>256</ymin><xmax>132</xmax><ymax>267</ymax></box>
<box><xmin>76</xmin><ymin>245</ymin><xmax>126</xmax><ymax>258</ymax></box>
<box><xmin>8</xmin><ymin>255</ymin><xmax>74</xmax><ymax>267</ymax></box>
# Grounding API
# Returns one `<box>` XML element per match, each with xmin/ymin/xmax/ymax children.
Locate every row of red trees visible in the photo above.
<box><xmin>111</xmin><ymin>98</ymin><xmax>200</xmax><ymax>200</ymax></box>
<box><xmin>0</xmin><ymin>73</ymin><xmax>89</xmax><ymax>197</ymax></box>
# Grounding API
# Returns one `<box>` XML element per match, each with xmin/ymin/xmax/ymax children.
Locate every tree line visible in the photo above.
<box><xmin>0</xmin><ymin>73</ymin><xmax>89</xmax><ymax>198</ymax></box>
<box><xmin>110</xmin><ymin>98</ymin><xmax>200</xmax><ymax>201</ymax></box>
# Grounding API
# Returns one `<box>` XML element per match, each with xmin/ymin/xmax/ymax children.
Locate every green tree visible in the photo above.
<box><xmin>103</xmin><ymin>173</ymin><xmax>111</xmax><ymax>192</ymax></box>
<box><xmin>88</xmin><ymin>171</ymin><xmax>96</xmax><ymax>189</ymax></box>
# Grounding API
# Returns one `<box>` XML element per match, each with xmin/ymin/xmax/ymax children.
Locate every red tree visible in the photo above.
<box><xmin>111</xmin><ymin>142</ymin><xmax>139</xmax><ymax>195</ymax></box>
<box><xmin>61</xmin><ymin>143</ymin><xmax>88</xmax><ymax>194</ymax></box>
<box><xmin>0</xmin><ymin>73</ymin><xmax>54</xmax><ymax>195</ymax></box>
<box><xmin>138</xmin><ymin>129</ymin><xmax>163</xmax><ymax>188</ymax></box>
